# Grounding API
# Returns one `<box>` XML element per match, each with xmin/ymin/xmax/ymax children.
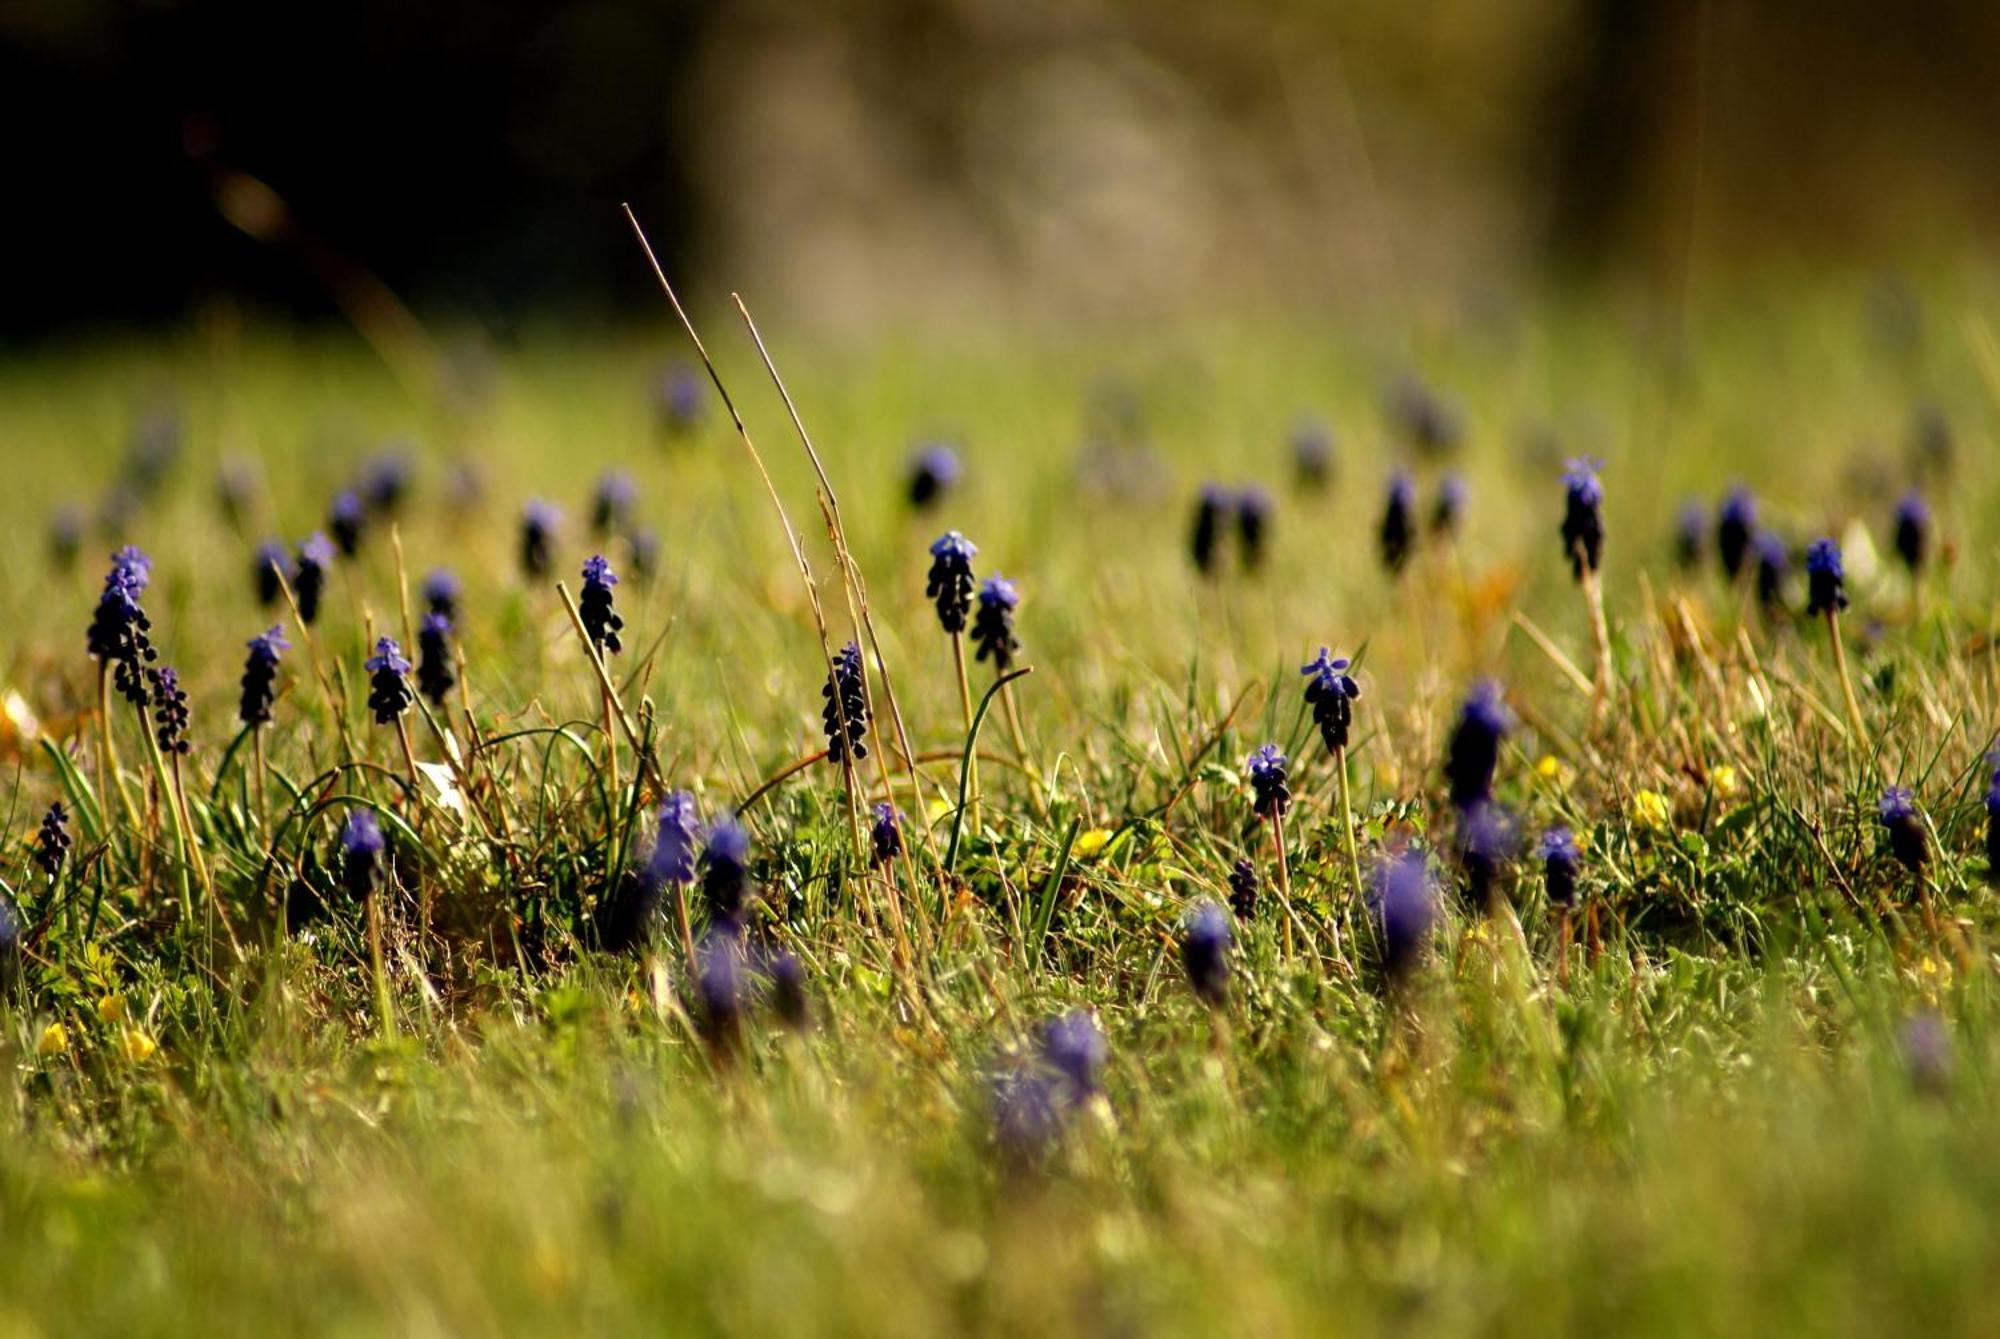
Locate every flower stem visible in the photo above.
<box><xmin>1270</xmin><ymin>809</ymin><xmax>1295</xmax><ymax>960</ymax></box>
<box><xmin>1827</xmin><ymin>609</ymin><xmax>1867</xmax><ymax>748</ymax></box>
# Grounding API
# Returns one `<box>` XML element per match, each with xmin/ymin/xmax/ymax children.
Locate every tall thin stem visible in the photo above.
<box><xmin>1270</xmin><ymin>809</ymin><xmax>1295</xmax><ymax>959</ymax></box>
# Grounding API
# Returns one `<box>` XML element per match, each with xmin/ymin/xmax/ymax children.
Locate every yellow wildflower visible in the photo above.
<box><xmin>119</xmin><ymin>1026</ymin><xmax>159</xmax><ymax>1064</ymax></box>
<box><xmin>96</xmin><ymin>994</ymin><xmax>126</xmax><ymax>1024</ymax></box>
<box><xmin>1073</xmin><ymin>828</ymin><xmax>1114</xmax><ymax>858</ymax></box>
<box><xmin>1710</xmin><ymin>765</ymin><xmax>1741</xmax><ymax>799</ymax></box>
<box><xmin>1632</xmin><ymin>790</ymin><xmax>1672</xmax><ymax>830</ymax></box>
<box><xmin>35</xmin><ymin>1021</ymin><xmax>67</xmax><ymax>1058</ymax></box>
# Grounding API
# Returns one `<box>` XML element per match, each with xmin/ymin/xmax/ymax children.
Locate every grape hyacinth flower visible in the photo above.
<box><xmin>238</xmin><ymin>627</ymin><xmax>289</xmax><ymax>727</ymax></box>
<box><xmin>1754</xmin><ymin>534</ymin><xmax>1789</xmax><ymax>615</ymax></box>
<box><xmin>1387</xmin><ymin>374</ymin><xmax>1462</xmax><ymax>456</ymax></box>
<box><xmin>591</xmin><ymin>471</ymin><xmax>635</xmax><ymax>538</ymax></box>
<box><xmin>1893</xmin><ymin>491</ymin><xmax>1929</xmax><ymax>575</ymax></box>
<box><xmin>1180</xmin><ymin>900</ymin><xmax>1233</xmax><ymax>1006</ymax></box>
<box><xmin>1379</xmin><ymin>471</ymin><xmax>1416</xmax><ymax>575</ymax></box>
<box><xmin>340</xmin><ymin>809</ymin><xmax>384</xmax><ymax>900</ymax></box>
<box><xmin>1431</xmin><ymin>474</ymin><xmax>1466</xmax><ymax>539</ymax></box>
<box><xmin>1227</xmin><ymin>858</ymin><xmax>1258</xmax><ymax>919</ymax></box>
<box><xmin>34</xmin><ymin>802</ymin><xmax>70</xmax><ymax>884</ymax></box>
<box><xmin>1037</xmin><ymin>1009</ymin><xmax>1107</xmax><ymax>1106</ymax></box>
<box><xmin>361</xmin><ymin>449</ymin><xmax>410</xmax><ymax>516</ymax></box>
<box><xmin>971</xmin><ymin>576</ymin><xmax>1021</xmax><ymax>670</ymax></box>
<box><xmin>1878</xmin><ymin>787</ymin><xmax>1928</xmax><ymax>875</ymax></box>
<box><xmin>906</xmin><ymin>443</ymin><xmax>961</xmax><ymax>509</ymax></box>
<box><xmin>1987</xmin><ymin>760</ymin><xmax>2000</xmax><ymax>888</ymax></box>
<box><xmin>870</xmin><ymin>801</ymin><xmax>902</xmax><ymax>867</ymax></box>
<box><xmin>1903</xmin><ymin>1010</ymin><xmax>1953</xmax><ymax>1098</ymax></box>
<box><xmin>1560</xmin><ymin>458</ymin><xmax>1604</xmax><ymax>581</ymax></box>
<box><xmin>1301</xmin><ymin>648</ymin><xmax>1360</xmax><ymax>754</ymax></box>
<box><xmin>1717</xmin><ymin>487</ymin><xmax>1757</xmax><ymax>581</ymax></box>
<box><xmin>253</xmin><ymin>539</ymin><xmax>289</xmax><ymax>608</ymax></box>
<box><xmin>657</xmin><ymin>362</ymin><xmax>704</xmax><ymax>435</ymax></box>
<box><xmin>618</xmin><ymin>790</ymin><xmax>702</xmax><ymax>960</ymax></box>
<box><xmin>1455</xmin><ymin>802</ymin><xmax>1517</xmax><ymax>914</ymax></box>
<box><xmin>86</xmin><ymin>546</ymin><xmax>158</xmax><ymax>710</ymax></box>
<box><xmin>1370</xmin><ymin>848</ymin><xmax>1436</xmax><ymax>986</ymax></box>
<box><xmin>926</xmin><ymin>531</ymin><xmax>978</xmax><ymax>636</ymax></box>
<box><xmin>294</xmin><ymin>534</ymin><xmax>333</xmax><ymax>625</ymax></box>
<box><xmin>416</xmin><ymin>613</ymin><xmax>455</xmax><ymax>706</ymax></box>
<box><xmin>1444</xmin><ymin>680</ymin><xmax>1510</xmax><ymax>811</ymax></box>
<box><xmin>579</xmin><ymin>555</ymin><xmax>624</xmax><ymax>655</ymax></box>
<box><xmin>1235</xmin><ymin>486</ymin><xmax>1271</xmax><ymax>571</ymax></box>
<box><xmin>422</xmin><ymin>568</ymin><xmax>460</xmax><ymax>621</ymax></box>
<box><xmin>1189</xmin><ymin>483</ymin><xmax>1228</xmax><ymax>577</ymax></box>
<box><xmin>1805</xmin><ymin>538</ymin><xmax>1848</xmax><ymax>617</ymax></box>
<box><xmin>701</xmin><ymin>815</ymin><xmax>752</xmax><ymax>922</ymax></box>
<box><xmin>990</xmin><ymin>1063</ymin><xmax>1064</xmax><ymax>1168</ymax></box>
<box><xmin>650</xmin><ymin>791</ymin><xmax>701</xmax><ymax>888</ymax></box>
<box><xmin>1674</xmin><ymin>499</ymin><xmax>1707</xmax><ymax>571</ymax></box>
<box><xmin>520</xmin><ymin>500</ymin><xmax>558</xmax><ymax>579</ymax></box>
<box><xmin>147</xmin><ymin>666</ymin><xmax>189</xmax><ymax>756</ymax></box>
<box><xmin>1291</xmin><ymin>416</ymin><xmax>1333</xmax><ymax>492</ymax></box>
<box><xmin>328</xmin><ymin>489</ymin><xmax>366</xmax><ymax>558</ymax></box>
<box><xmin>768</xmin><ymin>951</ymin><xmax>810</xmax><ymax>1031</ymax></box>
<box><xmin>364</xmin><ymin>637</ymin><xmax>414</xmax><ymax>725</ymax></box>
<box><xmin>48</xmin><ymin>504</ymin><xmax>84</xmax><ymax>570</ymax></box>
<box><xmin>1247</xmin><ymin>744</ymin><xmax>1291</xmax><ymax>818</ymax></box>
<box><xmin>695</xmin><ymin>921</ymin><xmax>748</xmax><ymax>1054</ymax></box>
<box><xmin>1540</xmin><ymin>827</ymin><xmax>1581</xmax><ymax>910</ymax></box>
<box><xmin>821</xmin><ymin>641</ymin><xmax>870</xmax><ymax>766</ymax></box>
<box><xmin>628</xmin><ymin>527</ymin><xmax>659</xmax><ymax>584</ymax></box>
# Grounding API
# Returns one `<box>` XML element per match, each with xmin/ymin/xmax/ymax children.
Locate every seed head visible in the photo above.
<box><xmin>238</xmin><ymin>625</ymin><xmax>289</xmax><ymax>727</ymax></box>
<box><xmin>364</xmin><ymin>637</ymin><xmax>414</xmax><ymax>725</ymax></box>
<box><xmin>971</xmin><ymin>575</ymin><xmax>1021</xmax><ymax>670</ymax></box>
<box><xmin>1301</xmin><ymin>647</ymin><xmax>1361</xmax><ymax>753</ymax></box>
<box><xmin>1180</xmin><ymin>899</ymin><xmax>1233</xmax><ymax>1006</ymax></box>
<box><xmin>1804</xmin><ymin>538</ymin><xmax>1848</xmax><ymax>617</ymax></box>
<box><xmin>1379</xmin><ymin>471</ymin><xmax>1416</xmax><ymax>575</ymax></box>
<box><xmin>926</xmin><ymin>531</ymin><xmax>978</xmax><ymax>636</ymax></box>
<box><xmin>580</xmin><ymin>555</ymin><xmax>624</xmax><ymax>655</ymax></box>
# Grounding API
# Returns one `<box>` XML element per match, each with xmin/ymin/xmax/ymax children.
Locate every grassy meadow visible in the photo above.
<box><xmin>5</xmin><ymin>283</ymin><xmax>2000</xmax><ymax>1334</ymax></box>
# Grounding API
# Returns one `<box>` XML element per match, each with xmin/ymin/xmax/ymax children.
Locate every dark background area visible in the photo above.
<box><xmin>5</xmin><ymin>0</ymin><xmax>1999</xmax><ymax>336</ymax></box>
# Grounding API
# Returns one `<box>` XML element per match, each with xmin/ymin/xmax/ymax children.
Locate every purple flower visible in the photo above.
<box><xmin>422</xmin><ymin>567</ymin><xmax>460</xmax><ymax>621</ymax></box>
<box><xmin>1903</xmin><ymin>1010</ymin><xmax>1952</xmax><ymax>1096</ymax></box>
<box><xmin>238</xmin><ymin>625</ymin><xmax>290</xmax><ymax>727</ymax></box>
<box><xmin>821</xmin><ymin>641</ymin><xmax>870</xmax><ymax>766</ymax></box>
<box><xmin>253</xmin><ymin>539</ymin><xmax>290</xmax><ymax>608</ymax></box>
<box><xmin>649</xmin><ymin>791</ymin><xmax>701</xmax><ymax>886</ymax></box>
<box><xmin>1180</xmin><ymin>899</ymin><xmax>1232</xmax><ymax>1006</ymax></box>
<box><xmin>657</xmin><ymin>362</ymin><xmax>704</xmax><ymax>434</ymax></box>
<box><xmin>695</xmin><ymin>920</ymin><xmax>748</xmax><ymax>1050</ymax></box>
<box><xmin>87</xmin><ymin>547</ymin><xmax>157</xmax><ymax>710</ymax></box>
<box><xmin>329</xmin><ymin>489</ymin><xmax>366</xmax><ymax>557</ymax></box>
<box><xmin>1538</xmin><ymin>826</ymin><xmax>1581</xmax><ymax>908</ymax></box>
<box><xmin>34</xmin><ymin>802</ymin><xmax>70</xmax><ymax>884</ymax></box>
<box><xmin>1674</xmin><ymin>499</ymin><xmax>1706</xmax><ymax>570</ymax></box>
<box><xmin>294</xmin><ymin>534</ymin><xmax>333</xmax><ymax>625</ymax></box>
<box><xmin>591</xmin><ymin>471</ymin><xmax>635</xmax><ymax>537</ymax></box>
<box><xmin>48</xmin><ymin>504</ymin><xmax>84</xmax><ymax>570</ymax></box>
<box><xmin>1444</xmin><ymin>680</ymin><xmax>1510</xmax><ymax>810</ymax></box>
<box><xmin>340</xmin><ymin>809</ymin><xmax>384</xmax><ymax>898</ymax></box>
<box><xmin>1302</xmin><ymin>647</ymin><xmax>1361</xmax><ymax>753</ymax></box>
<box><xmin>1036</xmin><ymin>1009</ymin><xmax>1107</xmax><ymax>1103</ymax></box>
<box><xmin>870</xmin><ymin>801</ymin><xmax>903</xmax><ymax>867</ymax></box>
<box><xmin>971</xmin><ymin>575</ymin><xmax>1021</xmax><ymax>670</ymax></box>
<box><xmin>147</xmin><ymin>666</ymin><xmax>190</xmax><ymax>755</ymax></box>
<box><xmin>990</xmin><ymin>1064</ymin><xmax>1064</xmax><ymax>1165</ymax></box>
<box><xmin>1804</xmin><ymin>538</ymin><xmax>1847</xmax><ymax>617</ymax></box>
<box><xmin>1190</xmin><ymin>483</ymin><xmax>1229</xmax><ymax>576</ymax></box>
<box><xmin>417</xmin><ymin>612</ymin><xmax>455</xmax><ymax>706</ymax></box>
<box><xmin>361</xmin><ymin>448</ymin><xmax>411</xmax><ymax>516</ymax></box>
<box><xmin>768</xmin><ymin>952</ymin><xmax>809</xmax><ymax>1031</ymax></box>
<box><xmin>1370</xmin><ymin>849</ymin><xmax>1436</xmax><ymax>982</ymax></box>
<box><xmin>1455</xmin><ymin>802</ymin><xmax>1517</xmax><ymax>912</ymax></box>
<box><xmin>926</xmin><ymin>531</ymin><xmax>978</xmax><ymax>636</ymax></box>
<box><xmin>1291</xmin><ymin>416</ymin><xmax>1333</xmax><ymax>491</ymax></box>
<box><xmin>1386</xmin><ymin>374</ymin><xmax>1462</xmax><ymax>456</ymax></box>
<box><xmin>1246</xmin><ymin>743</ymin><xmax>1291</xmax><ymax>818</ymax></box>
<box><xmin>1754</xmin><ymin>533</ymin><xmax>1789</xmax><ymax>615</ymax></box>
<box><xmin>1560</xmin><ymin>458</ymin><xmax>1605</xmax><ymax>581</ymax></box>
<box><xmin>1893</xmin><ymin>492</ymin><xmax>1929</xmax><ymax>574</ymax></box>
<box><xmin>520</xmin><ymin>500</ymin><xmax>559</xmax><ymax>579</ymax></box>
<box><xmin>1986</xmin><ymin>758</ymin><xmax>2000</xmax><ymax>887</ymax></box>
<box><xmin>1717</xmin><ymin>487</ymin><xmax>1757</xmax><ymax>580</ymax></box>
<box><xmin>628</xmin><ymin>527</ymin><xmax>659</xmax><ymax>584</ymax></box>
<box><xmin>701</xmin><ymin>815</ymin><xmax>751</xmax><ymax>921</ymax></box>
<box><xmin>580</xmin><ymin>555</ymin><xmax>624</xmax><ymax>655</ymax></box>
<box><xmin>1235</xmin><ymin>486</ymin><xmax>1272</xmax><ymax>571</ymax></box>
<box><xmin>1228</xmin><ymin>858</ymin><xmax>1259</xmax><ymax>919</ymax></box>
<box><xmin>1878</xmin><ymin>786</ymin><xmax>1927</xmax><ymax>873</ymax></box>
<box><xmin>906</xmin><ymin>443</ymin><xmax>961</xmax><ymax>509</ymax></box>
<box><xmin>1379</xmin><ymin>470</ymin><xmax>1416</xmax><ymax>575</ymax></box>
<box><xmin>1431</xmin><ymin>473</ymin><xmax>1466</xmax><ymax>538</ymax></box>
<box><xmin>364</xmin><ymin>637</ymin><xmax>414</xmax><ymax>725</ymax></box>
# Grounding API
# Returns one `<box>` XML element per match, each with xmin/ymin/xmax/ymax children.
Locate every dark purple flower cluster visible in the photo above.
<box><xmin>1246</xmin><ymin>743</ymin><xmax>1291</xmax><ymax>818</ymax></box>
<box><xmin>1236</xmin><ymin>486</ymin><xmax>1271</xmax><ymax>570</ymax></box>
<box><xmin>580</xmin><ymin>555</ymin><xmax>624</xmax><ymax>655</ymax></box>
<box><xmin>702</xmin><ymin>816</ymin><xmax>752</xmax><ymax>922</ymax></box>
<box><xmin>1804</xmin><ymin>538</ymin><xmax>1847</xmax><ymax>617</ymax></box>
<box><xmin>1227</xmin><ymin>858</ymin><xmax>1258</xmax><ymax>919</ymax></box>
<box><xmin>650</xmin><ymin>791</ymin><xmax>701</xmax><ymax>887</ymax></box>
<box><xmin>329</xmin><ymin>490</ymin><xmax>366</xmax><ymax>557</ymax></box>
<box><xmin>821</xmin><ymin>641</ymin><xmax>870</xmax><ymax>766</ymax></box>
<box><xmin>1370</xmin><ymin>848</ymin><xmax>1436</xmax><ymax>983</ymax></box>
<box><xmin>364</xmin><ymin>637</ymin><xmax>414</xmax><ymax>725</ymax></box>
<box><xmin>147</xmin><ymin>666</ymin><xmax>190</xmax><ymax>755</ymax></box>
<box><xmin>1432</xmin><ymin>474</ymin><xmax>1466</xmax><ymax>538</ymax></box>
<box><xmin>907</xmin><ymin>443</ymin><xmax>961</xmax><ymax>509</ymax></box>
<box><xmin>238</xmin><ymin>626</ymin><xmax>289</xmax><ymax>727</ymax></box>
<box><xmin>1560</xmin><ymin>458</ymin><xmax>1604</xmax><ymax>581</ymax></box>
<box><xmin>1379</xmin><ymin>471</ymin><xmax>1416</xmax><ymax>575</ymax></box>
<box><xmin>591</xmin><ymin>471</ymin><xmax>635</xmax><ymax>537</ymax></box>
<box><xmin>86</xmin><ymin>547</ymin><xmax>158</xmax><ymax>709</ymax></box>
<box><xmin>1455</xmin><ymin>802</ymin><xmax>1516</xmax><ymax>913</ymax></box>
<box><xmin>520</xmin><ymin>500</ymin><xmax>558</xmax><ymax>579</ymax></box>
<box><xmin>1755</xmin><ymin>534</ymin><xmax>1789</xmax><ymax>615</ymax></box>
<box><xmin>422</xmin><ymin>568</ymin><xmax>460</xmax><ymax>621</ymax></box>
<box><xmin>870</xmin><ymin>802</ymin><xmax>902</xmax><ymax>867</ymax></box>
<box><xmin>34</xmin><ymin>801</ymin><xmax>70</xmax><ymax>883</ymax></box>
<box><xmin>417</xmin><ymin>613</ymin><xmax>456</xmax><ymax>706</ymax></box>
<box><xmin>1301</xmin><ymin>647</ymin><xmax>1361</xmax><ymax>753</ymax></box>
<box><xmin>1717</xmin><ymin>487</ymin><xmax>1757</xmax><ymax>580</ymax></box>
<box><xmin>1893</xmin><ymin>492</ymin><xmax>1929</xmax><ymax>574</ymax></box>
<box><xmin>971</xmin><ymin>576</ymin><xmax>1021</xmax><ymax>670</ymax></box>
<box><xmin>926</xmin><ymin>531</ymin><xmax>978</xmax><ymax>636</ymax></box>
<box><xmin>1444</xmin><ymin>680</ymin><xmax>1509</xmax><ymax>810</ymax></box>
<box><xmin>1674</xmin><ymin>500</ymin><xmax>1706</xmax><ymax>570</ymax></box>
<box><xmin>1986</xmin><ymin>760</ymin><xmax>2000</xmax><ymax>887</ymax></box>
<box><xmin>1539</xmin><ymin>826</ymin><xmax>1581</xmax><ymax>908</ymax></box>
<box><xmin>340</xmin><ymin>809</ymin><xmax>385</xmax><ymax>899</ymax></box>
<box><xmin>294</xmin><ymin>534</ymin><xmax>333</xmax><ymax>624</ymax></box>
<box><xmin>1180</xmin><ymin>900</ymin><xmax>1232</xmax><ymax>1005</ymax></box>
<box><xmin>1190</xmin><ymin>484</ymin><xmax>1272</xmax><ymax>574</ymax></box>
<box><xmin>1878</xmin><ymin>786</ymin><xmax>1928</xmax><ymax>874</ymax></box>
<box><xmin>254</xmin><ymin>540</ymin><xmax>290</xmax><ymax>607</ymax></box>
